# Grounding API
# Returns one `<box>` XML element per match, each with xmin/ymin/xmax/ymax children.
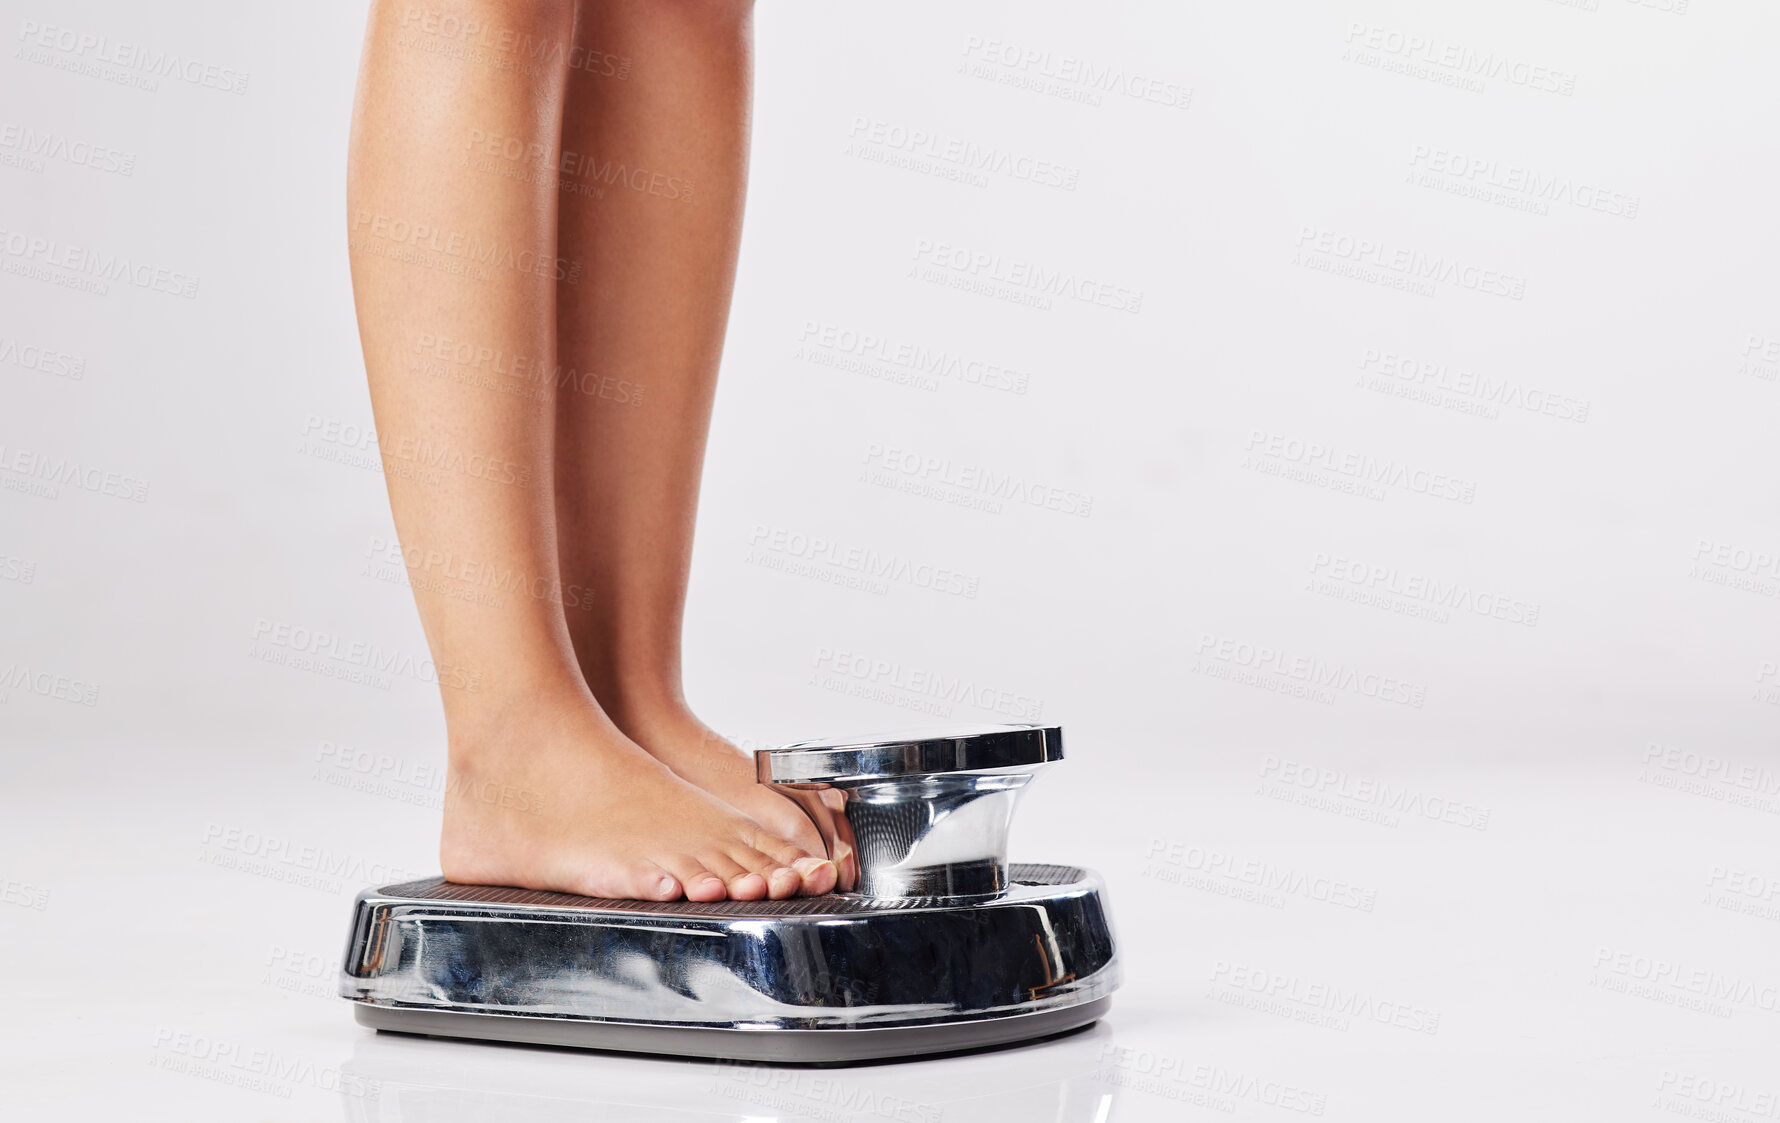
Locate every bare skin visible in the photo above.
<box><xmin>345</xmin><ymin>0</ymin><xmax>836</xmax><ymax>901</ymax></box>
<box><xmin>550</xmin><ymin>0</ymin><xmax>856</xmax><ymax>888</ymax></box>
<box><xmin>438</xmin><ymin>691</ymin><xmax>829</xmax><ymax>902</ymax></box>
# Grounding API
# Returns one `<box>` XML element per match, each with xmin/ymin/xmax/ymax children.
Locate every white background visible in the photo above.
<box><xmin>3</xmin><ymin>1</ymin><xmax>1778</xmax><ymax>1119</ymax></box>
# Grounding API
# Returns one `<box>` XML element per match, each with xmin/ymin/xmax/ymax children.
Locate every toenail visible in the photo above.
<box><xmin>792</xmin><ymin>857</ymin><xmax>829</xmax><ymax>875</ymax></box>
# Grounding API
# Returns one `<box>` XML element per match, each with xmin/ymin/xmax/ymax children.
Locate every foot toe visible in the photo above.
<box><xmin>748</xmin><ymin>829</ymin><xmax>815</xmax><ymax>871</ymax></box>
<box><xmin>685</xmin><ymin>873</ymin><xmax>727</xmax><ymax>902</ymax></box>
<box><xmin>792</xmin><ymin>856</ymin><xmax>838</xmax><ymax>896</ymax></box>
<box><xmin>764</xmin><ymin>866</ymin><xmax>801</xmax><ymax>899</ymax></box>
<box><xmin>572</xmin><ymin>863</ymin><xmax>680</xmax><ymax>902</ymax></box>
<box><xmin>700</xmin><ymin>851</ymin><xmax>768</xmax><ymax>900</ymax></box>
<box><xmin>784</xmin><ymin>789</ymin><xmax>855</xmax><ymax>888</ymax></box>
<box><xmin>729</xmin><ymin>871</ymin><xmax>771</xmax><ymax>899</ymax></box>
<box><xmin>638</xmin><ymin>866</ymin><xmax>682</xmax><ymax>902</ymax></box>
<box><xmin>663</xmin><ymin>856</ymin><xmax>727</xmax><ymax>902</ymax></box>
<box><xmin>729</xmin><ymin>844</ymin><xmax>798</xmax><ymax>900</ymax></box>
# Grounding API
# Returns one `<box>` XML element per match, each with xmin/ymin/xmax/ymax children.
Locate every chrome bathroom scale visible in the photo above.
<box><xmin>339</xmin><ymin>725</ymin><xmax>1119</xmax><ymax>1063</ymax></box>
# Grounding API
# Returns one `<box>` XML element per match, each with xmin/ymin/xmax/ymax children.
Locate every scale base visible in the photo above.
<box><xmin>341</xmin><ymin>863</ymin><xmax>1118</xmax><ymax>1064</ymax></box>
<box><xmin>356</xmin><ymin>997</ymin><xmax>1111</xmax><ymax>1064</ymax></box>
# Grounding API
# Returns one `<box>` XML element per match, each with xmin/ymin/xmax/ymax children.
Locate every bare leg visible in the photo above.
<box><xmin>552</xmin><ymin>0</ymin><xmax>853</xmax><ymax>886</ymax></box>
<box><xmin>346</xmin><ymin>0</ymin><xmax>833</xmax><ymax>901</ymax></box>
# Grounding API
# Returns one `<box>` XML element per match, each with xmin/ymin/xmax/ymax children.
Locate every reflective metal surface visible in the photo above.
<box><xmin>340</xmin><ymin>863</ymin><xmax>1118</xmax><ymax>1061</ymax></box>
<box><xmin>759</xmin><ymin>725</ymin><xmax>1063</xmax><ymax>899</ymax></box>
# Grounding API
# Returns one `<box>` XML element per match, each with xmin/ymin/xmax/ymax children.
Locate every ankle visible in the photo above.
<box><xmin>578</xmin><ymin>669</ymin><xmax>692</xmax><ymax>738</ymax></box>
<box><xmin>442</xmin><ymin>676</ymin><xmax>596</xmax><ymax>767</ymax></box>
<box><xmin>612</xmin><ymin>699</ymin><xmax>705</xmax><ymax>749</ymax></box>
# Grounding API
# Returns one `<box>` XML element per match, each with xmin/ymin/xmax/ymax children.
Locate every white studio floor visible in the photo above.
<box><xmin>4</xmin><ymin>740</ymin><xmax>1775</xmax><ymax>1122</ymax></box>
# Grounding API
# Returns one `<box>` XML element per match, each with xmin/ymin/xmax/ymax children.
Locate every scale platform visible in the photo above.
<box><xmin>340</xmin><ymin>725</ymin><xmax>1119</xmax><ymax>1063</ymax></box>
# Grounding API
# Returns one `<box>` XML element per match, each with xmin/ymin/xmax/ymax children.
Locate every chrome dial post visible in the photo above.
<box><xmin>758</xmin><ymin>725</ymin><xmax>1063</xmax><ymax>900</ymax></box>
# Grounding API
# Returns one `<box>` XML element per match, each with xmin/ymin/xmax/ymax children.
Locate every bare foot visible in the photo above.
<box><xmin>620</xmin><ymin>708</ymin><xmax>859</xmax><ymax>891</ymax></box>
<box><xmin>439</xmin><ymin>696</ymin><xmax>838</xmax><ymax>902</ymax></box>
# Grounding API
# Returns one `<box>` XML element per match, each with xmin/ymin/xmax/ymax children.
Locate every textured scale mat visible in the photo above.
<box><xmin>377</xmin><ymin>863</ymin><xmax>1087</xmax><ymax>917</ymax></box>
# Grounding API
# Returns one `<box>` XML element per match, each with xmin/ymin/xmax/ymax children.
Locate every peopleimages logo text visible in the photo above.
<box><xmin>1246</xmin><ymin>430</ymin><xmax>1475</xmax><ymax>503</ymax></box>
<box><xmin>0</xmin><ymin>228</ymin><xmax>198</xmax><ymax>298</ymax></box>
<box><xmin>1198</xmin><ymin>633</ymin><xmax>1426</xmax><ymax>708</ymax></box>
<box><xmin>912</xmin><ymin>239</ymin><xmax>1143</xmax><ymax>313</ymax></box>
<box><xmin>1296</xmin><ymin>227</ymin><xmax>1524</xmax><ymax>300</ymax></box>
<box><xmin>1343</xmin><ymin>23</ymin><xmax>1577</xmax><ymax>95</ymax></box>
<box><xmin>250</xmin><ymin>619</ymin><xmax>480</xmax><ymax>692</ymax></box>
<box><xmin>863</xmin><ymin>443</ymin><xmax>1092</xmax><ymax>517</ymax></box>
<box><xmin>16</xmin><ymin>21</ymin><xmax>250</xmax><ymax>94</ymax></box>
